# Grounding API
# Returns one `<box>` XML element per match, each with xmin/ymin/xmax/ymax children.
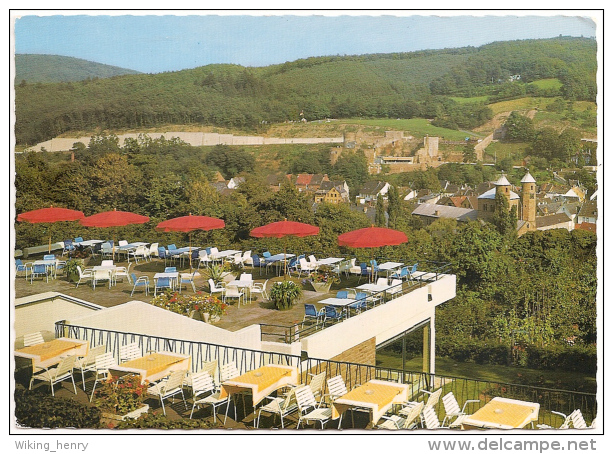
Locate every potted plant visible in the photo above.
<box><xmin>269</xmin><ymin>280</ymin><xmax>303</xmax><ymax>310</ymax></box>
<box><xmin>198</xmin><ymin>295</ymin><xmax>227</xmax><ymax>323</ymax></box>
<box><xmin>303</xmin><ymin>265</ymin><xmax>341</xmax><ymax>293</ymax></box>
<box><xmin>63</xmin><ymin>259</ymin><xmax>84</xmax><ymax>283</ymax></box>
<box><xmin>204</xmin><ymin>262</ymin><xmax>240</xmax><ymax>284</ymax></box>
<box><xmin>92</xmin><ymin>374</ymin><xmax>149</xmax><ymax>421</ymax></box>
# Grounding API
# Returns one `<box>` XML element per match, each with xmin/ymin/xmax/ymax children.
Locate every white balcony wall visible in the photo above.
<box><xmin>300</xmin><ymin>275</ymin><xmax>456</xmax><ymax>360</ymax></box>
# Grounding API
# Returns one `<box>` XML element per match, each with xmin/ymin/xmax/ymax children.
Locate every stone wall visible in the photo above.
<box><xmin>330</xmin><ymin>337</ymin><xmax>377</xmax><ymax>366</ymax></box>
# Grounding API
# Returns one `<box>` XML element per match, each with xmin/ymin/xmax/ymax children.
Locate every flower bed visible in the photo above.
<box><xmin>149</xmin><ymin>290</ymin><xmax>227</xmax><ymax>321</ymax></box>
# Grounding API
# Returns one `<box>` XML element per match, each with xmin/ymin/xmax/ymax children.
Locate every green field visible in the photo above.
<box><xmin>483</xmin><ymin>141</ymin><xmax>529</xmax><ymax>164</ymax></box>
<box><xmin>376</xmin><ymin>352</ymin><xmax>596</xmax><ymax>394</ymax></box>
<box><xmin>529</xmin><ymin>78</ymin><xmax>563</xmax><ymax>90</ymax></box>
<box><xmin>449</xmin><ymin>95</ymin><xmax>490</xmax><ymax>104</ymax></box>
<box><xmin>343</xmin><ymin>118</ymin><xmax>484</xmax><ymax>140</ymax></box>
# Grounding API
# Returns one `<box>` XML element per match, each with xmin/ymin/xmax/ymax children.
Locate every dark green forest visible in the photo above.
<box><xmin>15</xmin><ymin>37</ymin><xmax>596</xmax><ymax>145</ymax></box>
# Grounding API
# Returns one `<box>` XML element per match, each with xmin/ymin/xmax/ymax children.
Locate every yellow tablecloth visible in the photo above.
<box><xmin>219</xmin><ymin>364</ymin><xmax>298</xmax><ymax>406</ymax></box>
<box><xmin>462</xmin><ymin>397</ymin><xmax>540</xmax><ymax>429</ymax></box>
<box><xmin>15</xmin><ymin>338</ymin><xmax>89</xmax><ymax>368</ymax></box>
<box><xmin>109</xmin><ymin>353</ymin><xmax>190</xmax><ymax>383</ymax></box>
<box><xmin>331</xmin><ymin>379</ymin><xmax>409</xmax><ymax>426</ymax></box>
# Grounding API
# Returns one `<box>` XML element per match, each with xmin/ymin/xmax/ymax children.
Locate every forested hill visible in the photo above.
<box><xmin>15</xmin><ymin>54</ymin><xmax>141</xmax><ymax>84</ymax></box>
<box><xmin>15</xmin><ymin>37</ymin><xmax>596</xmax><ymax>146</ymax></box>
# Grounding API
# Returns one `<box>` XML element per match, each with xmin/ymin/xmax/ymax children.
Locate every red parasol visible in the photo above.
<box><xmin>80</xmin><ymin>209</ymin><xmax>150</xmax><ymax>228</ymax></box>
<box><xmin>156</xmin><ymin>214</ymin><xmax>225</xmax><ymax>270</ymax></box>
<box><xmin>80</xmin><ymin>209</ymin><xmax>150</xmax><ymax>259</ymax></box>
<box><xmin>338</xmin><ymin>225</ymin><xmax>408</xmax><ymax>281</ymax></box>
<box><xmin>17</xmin><ymin>206</ymin><xmax>85</xmax><ymax>253</ymax></box>
<box><xmin>250</xmin><ymin>219</ymin><xmax>319</xmax><ymax>279</ymax></box>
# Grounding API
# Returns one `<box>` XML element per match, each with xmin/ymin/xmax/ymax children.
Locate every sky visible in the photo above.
<box><xmin>12</xmin><ymin>11</ymin><xmax>599</xmax><ymax>74</ymax></box>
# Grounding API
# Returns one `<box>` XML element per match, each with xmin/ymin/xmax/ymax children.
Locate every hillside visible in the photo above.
<box><xmin>15</xmin><ymin>54</ymin><xmax>141</xmax><ymax>84</ymax></box>
<box><xmin>14</xmin><ymin>37</ymin><xmax>596</xmax><ymax>146</ymax></box>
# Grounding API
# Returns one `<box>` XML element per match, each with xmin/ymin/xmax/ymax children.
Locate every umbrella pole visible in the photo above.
<box><xmin>189</xmin><ymin>232</ymin><xmax>192</xmax><ymax>273</ymax></box>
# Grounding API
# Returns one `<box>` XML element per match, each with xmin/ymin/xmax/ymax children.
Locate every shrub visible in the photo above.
<box><xmin>14</xmin><ymin>388</ymin><xmax>101</xmax><ymax>428</ymax></box>
<box><xmin>269</xmin><ymin>280</ymin><xmax>303</xmax><ymax>310</ymax></box>
<box><xmin>109</xmin><ymin>412</ymin><xmax>216</xmax><ymax>429</ymax></box>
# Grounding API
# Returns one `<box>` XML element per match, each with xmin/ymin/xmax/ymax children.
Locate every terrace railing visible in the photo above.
<box><xmin>261</xmin><ymin>261</ymin><xmax>452</xmax><ymax>343</ymax></box>
<box><xmin>55</xmin><ymin>320</ymin><xmax>597</xmax><ymax>428</ymax></box>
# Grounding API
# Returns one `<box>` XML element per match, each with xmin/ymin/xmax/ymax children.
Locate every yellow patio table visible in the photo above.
<box><xmin>109</xmin><ymin>352</ymin><xmax>190</xmax><ymax>384</ymax></box>
<box><xmin>15</xmin><ymin>338</ymin><xmax>89</xmax><ymax>371</ymax></box>
<box><xmin>461</xmin><ymin>396</ymin><xmax>540</xmax><ymax>430</ymax></box>
<box><xmin>219</xmin><ymin>364</ymin><xmax>298</xmax><ymax>425</ymax></box>
<box><xmin>331</xmin><ymin>379</ymin><xmax>409</xmax><ymax>428</ymax></box>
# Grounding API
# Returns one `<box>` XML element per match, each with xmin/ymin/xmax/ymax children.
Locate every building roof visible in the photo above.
<box><xmin>478</xmin><ymin>187</ymin><xmax>520</xmax><ymax>200</ymax></box>
<box><xmin>535</xmin><ymin>213</ymin><xmax>572</xmax><ymax>229</ymax></box>
<box><xmin>578</xmin><ymin>200</ymin><xmax>598</xmax><ymax>218</ymax></box>
<box><xmin>411</xmin><ymin>204</ymin><xmax>478</xmax><ymax>222</ymax></box>
<box><xmin>495</xmin><ymin>175</ymin><xmax>512</xmax><ymax>186</ymax></box>
<box><xmin>359</xmin><ymin>181</ymin><xmax>387</xmax><ymax>196</ymax></box>
<box><xmin>520</xmin><ymin>172</ymin><xmax>536</xmax><ymax>184</ymax></box>
<box><xmin>575</xmin><ymin>222</ymin><xmax>596</xmax><ymax>233</ymax></box>
<box><xmin>295</xmin><ymin>174</ymin><xmax>314</xmax><ymax>186</ymax></box>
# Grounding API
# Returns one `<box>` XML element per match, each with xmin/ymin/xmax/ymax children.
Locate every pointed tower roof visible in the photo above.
<box><xmin>494</xmin><ymin>174</ymin><xmax>511</xmax><ymax>186</ymax></box>
<box><xmin>521</xmin><ymin>172</ymin><xmax>537</xmax><ymax>184</ymax></box>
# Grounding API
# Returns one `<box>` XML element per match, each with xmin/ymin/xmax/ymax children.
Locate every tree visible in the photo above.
<box><xmin>463</xmin><ymin>142</ymin><xmax>477</xmax><ymax>163</ymax></box>
<box><xmin>205</xmin><ymin>145</ymin><xmax>255</xmax><ymax>179</ymax></box>
<box><xmin>491</xmin><ymin>191</ymin><xmax>515</xmax><ymax>236</ymax></box>
<box><xmin>375</xmin><ymin>194</ymin><xmax>386</xmax><ymax>227</ymax></box>
<box><xmin>386</xmin><ymin>185</ymin><xmax>401</xmax><ymax>229</ymax></box>
<box><xmin>504</xmin><ymin>112</ymin><xmax>535</xmax><ymax>143</ymax></box>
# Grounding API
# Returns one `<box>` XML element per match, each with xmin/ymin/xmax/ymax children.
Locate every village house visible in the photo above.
<box><xmin>356</xmin><ymin>181</ymin><xmax>390</xmax><ymax>205</ymax></box>
<box><xmin>314</xmin><ymin>180</ymin><xmax>350</xmax><ymax>204</ymax></box>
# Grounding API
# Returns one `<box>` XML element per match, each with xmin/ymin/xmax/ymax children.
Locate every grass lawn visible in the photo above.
<box><xmin>376</xmin><ymin>351</ymin><xmax>596</xmax><ymax>394</ymax></box>
<box><xmin>449</xmin><ymin>95</ymin><xmax>490</xmax><ymax>104</ymax></box>
<box><xmin>482</xmin><ymin>141</ymin><xmax>528</xmax><ymax>164</ymax></box>
<box><xmin>529</xmin><ymin>78</ymin><xmax>563</xmax><ymax>90</ymax></box>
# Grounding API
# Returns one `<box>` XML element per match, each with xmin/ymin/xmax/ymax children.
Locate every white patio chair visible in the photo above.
<box><xmin>190</xmin><ymin>371</ymin><xmax>235</xmax><ymax>422</ymax></box>
<box><xmin>119</xmin><ymin>342</ymin><xmax>141</xmax><ymax>363</ymax></box>
<box><xmin>89</xmin><ymin>352</ymin><xmax>117</xmax><ymax>401</ymax></box>
<box><xmin>75</xmin><ymin>266</ymin><xmax>94</xmax><ymax>288</ymax></box>
<box><xmin>23</xmin><ymin>332</ymin><xmax>45</xmax><ymax>347</ymax></box>
<box><xmin>29</xmin><ymin>355</ymin><xmax>77</xmax><ymax>396</ymax></box>
<box><xmin>74</xmin><ymin>344</ymin><xmax>106</xmax><ymax>391</ymax></box>
<box><xmin>325</xmin><ymin>375</ymin><xmax>348</xmax><ymax>404</ymax></box>
<box><xmin>208</xmin><ymin>279</ymin><xmax>226</xmax><ymax>298</ymax></box>
<box><xmin>198</xmin><ymin>250</ymin><xmax>211</xmax><ymax>268</ymax></box>
<box><xmin>250</xmin><ymin>279</ymin><xmax>269</xmax><ymax>302</ymax></box>
<box><xmin>220</xmin><ymin>363</ymin><xmax>240</xmax><ymax>382</ymax></box>
<box><xmin>422</xmin><ymin>406</ymin><xmax>448</xmax><ymax>430</ymax></box>
<box><xmin>386</xmin><ymin>279</ymin><xmax>403</xmax><ymax>299</ymax></box>
<box><xmin>295</xmin><ymin>385</ymin><xmax>333</xmax><ymax>430</ymax></box>
<box><xmin>128</xmin><ymin>245</ymin><xmax>148</xmax><ymax>263</ymax></box>
<box><xmin>93</xmin><ymin>268</ymin><xmax>113</xmax><ymax>289</ymax></box>
<box><xmin>537</xmin><ymin>411</ymin><xmax>574</xmax><ymax>429</ymax></box>
<box><xmin>256</xmin><ymin>385</ymin><xmax>299</xmax><ymax>429</ymax></box>
<box><xmin>442</xmin><ymin>392</ymin><xmax>480</xmax><ymax>427</ymax></box>
<box><xmin>224</xmin><ymin>285</ymin><xmax>244</xmax><ymax>306</ymax></box>
<box><xmin>307</xmin><ymin>371</ymin><xmax>327</xmax><ymax>405</ymax></box>
<box><xmin>570</xmin><ymin>409</ymin><xmax>590</xmax><ymax>429</ymax></box>
<box><xmin>101</xmin><ymin>260</ymin><xmax>114</xmax><ymax>267</ymax></box>
<box><xmin>113</xmin><ymin>263</ymin><xmax>132</xmax><ymax>284</ymax></box>
<box><xmin>147</xmin><ymin>369</ymin><xmax>188</xmax><ymax>416</ymax></box>
<box><xmin>241</xmin><ymin>250</ymin><xmax>253</xmax><ymax>266</ymax></box>
<box><xmin>400</xmin><ymin>387</ymin><xmax>443</xmax><ymax>426</ymax></box>
<box><xmin>149</xmin><ymin>242</ymin><xmax>159</xmax><ymax>258</ymax></box>
<box><xmin>298</xmin><ymin>258</ymin><xmax>317</xmax><ymax>276</ymax></box>
<box><xmin>378</xmin><ymin>401</ymin><xmax>423</xmax><ymax>430</ymax></box>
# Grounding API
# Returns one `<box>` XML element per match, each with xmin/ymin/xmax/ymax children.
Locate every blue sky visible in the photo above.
<box><xmin>13</xmin><ymin>12</ymin><xmax>598</xmax><ymax>74</ymax></box>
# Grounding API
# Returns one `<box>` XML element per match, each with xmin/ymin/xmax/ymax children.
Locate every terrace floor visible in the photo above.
<box><xmin>14</xmin><ymin>254</ymin><xmax>421</xmax><ymax>335</ymax></box>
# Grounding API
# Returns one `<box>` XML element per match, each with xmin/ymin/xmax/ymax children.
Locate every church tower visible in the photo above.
<box><xmin>520</xmin><ymin>171</ymin><xmax>537</xmax><ymax>231</ymax></box>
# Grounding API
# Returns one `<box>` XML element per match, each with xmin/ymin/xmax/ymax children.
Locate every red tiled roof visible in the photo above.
<box><xmin>295</xmin><ymin>174</ymin><xmax>314</xmax><ymax>186</ymax></box>
<box><xmin>575</xmin><ymin>222</ymin><xmax>596</xmax><ymax>233</ymax></box>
